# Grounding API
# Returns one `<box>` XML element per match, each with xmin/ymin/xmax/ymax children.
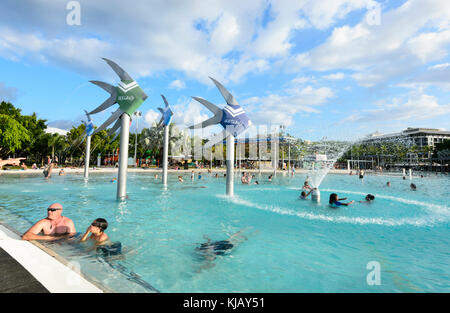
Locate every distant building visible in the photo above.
<box><xmin>360</xmin><ymin>128</ymin><xmax>450</xmax><ymax>167</ymax></box>
<box><xmin>362</xmin><ymin>128</ymin><xmax>450</xmax><ymax>149</ymax></box>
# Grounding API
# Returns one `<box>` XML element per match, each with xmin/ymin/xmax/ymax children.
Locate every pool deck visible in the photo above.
<box><xmin>0</xmin><ymin>224</ymin><xmax>104</xmax><ymax>293</ymax></box>
<box><xmin>0</xmin><ymin>247</ymin><xmax>48</xmax><ymax>292</ymax></box>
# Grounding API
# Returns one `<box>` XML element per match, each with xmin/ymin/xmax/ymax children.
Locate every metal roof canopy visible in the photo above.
<box><xmin>221</xmin><ymin>136</ymin><xmax>298</xmax><ymax>145</ymax></box>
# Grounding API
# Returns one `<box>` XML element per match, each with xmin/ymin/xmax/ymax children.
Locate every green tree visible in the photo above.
<box><xmin>0</xmin><ymin>114</ymin><xmax>31</xmax><ymax>158</ymax></box>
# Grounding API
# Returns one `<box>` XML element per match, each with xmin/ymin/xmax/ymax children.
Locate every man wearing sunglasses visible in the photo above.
<box><xmin>21</xmin><ymin>203</ymin><xmax>76</xmax><ymax>241</ymax></box>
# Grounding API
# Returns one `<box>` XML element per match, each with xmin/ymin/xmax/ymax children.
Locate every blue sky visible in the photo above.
<box><xmin>0</xmin><ymin>0</ymin><xmax>449</xmax><ymax>141</ymax></box>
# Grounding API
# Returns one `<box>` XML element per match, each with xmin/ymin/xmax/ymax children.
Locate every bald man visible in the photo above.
<box><xmin>22</xmin><ymin>203</ymin><xmax>76</xmax><ymax>241</ymax></box>
<box><xmin>0</xmin><ymin>157</ymin><xmax>26</xmax><ymax>169</ymax></box>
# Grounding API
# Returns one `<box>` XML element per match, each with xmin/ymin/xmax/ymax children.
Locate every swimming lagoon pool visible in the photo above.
<box><xmin>0</xmin><ymin>171</ymin><xmax>449</xmax><ymax>292</ymax></box>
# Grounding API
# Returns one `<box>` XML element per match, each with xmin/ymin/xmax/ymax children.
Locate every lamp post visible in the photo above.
<box><xmin>133</xmin><ymin>111</ymin><xmax>142</xmax><ymax>167</ymax></box>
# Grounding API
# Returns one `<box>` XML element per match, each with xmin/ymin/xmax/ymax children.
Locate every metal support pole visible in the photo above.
<box><xmin>288</xmin><ymin>143</ymin><xmax>291</xmax><ymax>173</ymax></box>
<box><xmin>258</xmin><ymin>140</ymin><xmax>261</xmax><ymax>176</ymax></box>
<box><xmin>226</xmin><ymin>134</ymin><xmax>235</xmax><ymax>196</ymax></box>
<box><xmin>117</xmin><ymin>113</ymin><xmax>130</xmax><ymax>201</ymax></box>
<box><xmin>210</xmin><ymin>150</ymin><xmax>213</xmax><ymax>170</ymax></box>
<box><xmin>84</xmin><ymin>135</ymin><xmax>91</xmax><ymax>179</ymax></box>
<box><xmin>162</xmin><ymin>124</ymin><xmax>169</xmax><ymax>186</ymax></box>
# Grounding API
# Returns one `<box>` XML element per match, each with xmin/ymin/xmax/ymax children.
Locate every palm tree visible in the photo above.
<box><xmin>140</xmin><ymin>122</ymin><xmax>183</xmax><ymax>166</ymax></box>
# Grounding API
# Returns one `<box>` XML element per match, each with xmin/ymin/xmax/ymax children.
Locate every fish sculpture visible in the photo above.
<box><xmin>188</xmin><ymin>77</ymin><xmax>251</xmax><ymax>148</ymax></box>
<box><xmin>158</xmin><ymin>95</ymin><xmax>174</xmax><ymax>127</ymax></box>
<box><xmin>88</xmin><ymin>58</ymin><xmax>147</xmax><ymax>137</ymax></box>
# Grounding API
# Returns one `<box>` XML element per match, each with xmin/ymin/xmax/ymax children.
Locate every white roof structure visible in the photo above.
<box><xmin>45</xmin><ymin>127</ymin><xmax>68</xmax><ymax>136</ymax></box>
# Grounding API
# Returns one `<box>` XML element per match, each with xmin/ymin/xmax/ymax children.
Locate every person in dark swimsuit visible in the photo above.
<box><xmin>196</xmin><ymin>229</ymin><xmax>249</xmax><ymax>261</ymax></box>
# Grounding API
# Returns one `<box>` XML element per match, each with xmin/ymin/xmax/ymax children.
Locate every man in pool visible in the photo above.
<box><xmin>0</xmin><ymin>157</ymin><xmax>26</xmax><ymax>169</ymax></box>
<box><xmin>22</xmin><ymin>203</ymin><xmax>76</xmax><ymax>241</ymax></box>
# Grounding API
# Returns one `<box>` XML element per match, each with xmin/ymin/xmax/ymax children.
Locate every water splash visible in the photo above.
<box><xmin>302</xmin><ymin>140</ymin><xmax>352</xmax><ymax>188</ymax></box>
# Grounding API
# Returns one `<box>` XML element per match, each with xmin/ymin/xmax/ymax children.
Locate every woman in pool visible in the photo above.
<box><xmin>329</xmin><ymin>193</ymin><xmax>354</xmax><ymax>207</ymax></box>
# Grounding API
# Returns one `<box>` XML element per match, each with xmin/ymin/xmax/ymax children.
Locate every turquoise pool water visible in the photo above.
<box><xmin>0</xmin><ymin>171</ymin><xmax>449</xmax><ymax>292</ymax></box>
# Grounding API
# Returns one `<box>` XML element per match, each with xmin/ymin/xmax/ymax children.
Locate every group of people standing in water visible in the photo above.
<box><xmin>298</xmin><ymin>171</ymin><xmax>419</xmax><ymax>207</ymax></box>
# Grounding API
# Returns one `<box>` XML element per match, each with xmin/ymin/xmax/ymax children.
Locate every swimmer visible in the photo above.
<box><xmin>191</xmin><ymin>171</ymin><xmax>195</xmax><ymax>180</ymax></box>
<box><xmin>215</xmin><ymin>173</ymin><xmax>219</xmax><ymax>178</ymax></box>
<box><xmin>303</xmin><ymin>181</ymin><xmax>312</xmax><ymax>190</ymax></box>
<box><xmin>268</xmin><ymin>174</ymin><xmax>272</xmax><ymax>182</ymax></box>
<box><xmin>359</xmin><ymin>170</ymin><xmax>365</xmax><ymax>179</ymax></box>
<box><xmin>43</xmin><ymin>163</ymin><xmax>54</xmax><ymax>179</ymax></box>
<box><xmin>410</xmin><ymin>183</ymin><xmax>416</xmax><ymax>191</ymax></box>
<box><xmin>178</xmin><ymin>176</ymin><xmax>184</xmax><ymax>182</ymax></box>
<box><xmin>299</xmin><ymin>189</ymin><xmax>313</xmax><ymax>200</ymax></box>
<box><xmin>359</xmin><ymin>194</ymin><xmax>375</xmax><ymax>203</ymax></box>
<box><xmin>154</xmin><ymin>174</ymin><xmax>158</xmax><ymax>179</ymax></box>
<box><xmin>59</xmin><ymin>169</ymin><xmax>65</xmax><ymax>176</ymax></box>
<box><xmin>254</xmin><ymin>180</ymin><xmax>259</xmax><ymax>185</ymax></box>
<box><xmin>386</xmin><ymin>181</ymin><xmax>391</xmax><ymax>187</ymax></box>
<box><xmin>196</xmin><ymin>229</ymin><xmax>249</xmax><ymax>262</ymax></box>
<box><xmin>111</xmin><ymin>178</ymin><xmax>117</xmax><ymax>183</ymax></box>
<box><xmin>81</xmin><ymin>218</ymin><xmax>110</xmax><ymax>245</ymax></box>
<box><xmin>198</xmin><ymin>174</ymin><xmax>202</xmax><ymax>180</ymax></box>
<box><xmin>241</xmin><ymin>172</ymin><xmax>247</xmax><ymax>184</ymax></box>
<box><xmin>329</xmin><ymin>193</ymin><xmax>354</xmax><ymax>207</ymax></box>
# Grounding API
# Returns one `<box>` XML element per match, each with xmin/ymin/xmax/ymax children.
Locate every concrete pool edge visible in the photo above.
<box><xmin>0</xmin><ymin>222</ymin><xmax>112</xmax><ymax>293</ymax></box>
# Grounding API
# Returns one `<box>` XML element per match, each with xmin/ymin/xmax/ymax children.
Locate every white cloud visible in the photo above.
<box><xmin>292</xmin><ymin>0</ymin><xmax>450</xmax><ymax>87</ymax></box>
<box><xmin>303</xmin><ymin>0</ymin><xmax>374</xmax><ymax>29</ymax></box>
<box><xmin>401</xmin><ymin>62</ymin><xmax>450</xmax><ymax>90</ymax></box>
<box><xmin>0</xmin><ymin>82</ymin><xmax>18</xmax><ymax>102</ymax></box>
<box><xmin>0</xmin><ymin>0</ymin><xmax>381</xmax><ymax>84</ymax></box>
<box><xmin>322</xmin><ymin>72</ymin><xmax>345</xmax><ymax>80</ymax></box>
<box><xmin>143</xmin><ymin>109</ymin><xmax>160</xmax><ymax>126</ymax></box>
<box><xmin>344</xmin><ymin>91</ymin><xmax>450</xmax><ymax>123</ymax></box>
<box><xmin>245</xmin><ymin>83</ymin><xmax>334</xmax><ymax>126</ymax></box>
<box><xmin>169</xmin><ymin>79</ymin><xmax>186</xmax><ymax>90</ymax></box>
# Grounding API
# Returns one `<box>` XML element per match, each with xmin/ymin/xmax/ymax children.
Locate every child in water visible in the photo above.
<box><xmin>81</xmin><ymin>218</ymin><xmax>110</xmax><ymax>245</ymax></box>
<box><xmin>81</xmin><ymin>218</ymin><xmax>122</xmax><ymax>257</ymax></box>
